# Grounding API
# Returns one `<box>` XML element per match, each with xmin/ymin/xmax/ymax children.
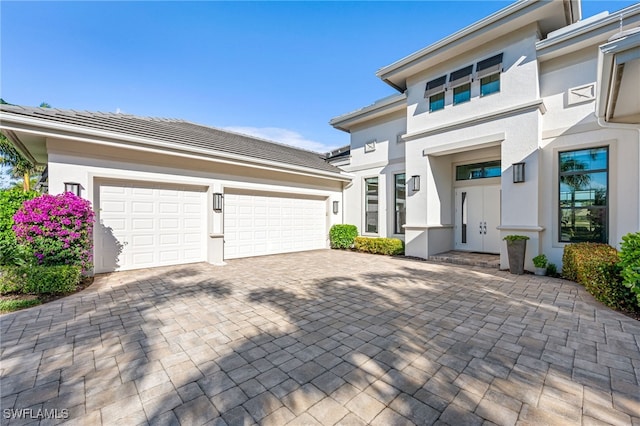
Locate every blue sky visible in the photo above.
<box><xmin>1</xmin><ymin>1</ymin><xmax>637</xmax><ymax>157</ymax></box>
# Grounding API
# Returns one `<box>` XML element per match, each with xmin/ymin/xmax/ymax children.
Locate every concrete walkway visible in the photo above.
<box><xmin>1</xmin><ymin>250</ymin><xmax>639</xmax><ymax>425</ymax></box>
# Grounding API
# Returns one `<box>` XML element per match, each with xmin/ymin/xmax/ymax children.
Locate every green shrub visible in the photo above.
<box><xmin>562</xmin><ymin>243</ymin><xmax>636</xmax><ymax>310</ymax></box>
<box><xmin>532</xmin><ymin>254</ymin><xmax>548</xmax><ymax>268</ymax></box>
<box><xmin>0</xmin><ymin>299</ymin><xmax>42</xmax><ymax>313</ymax></box>
<box><xmin>503</xmin><ymin>235</ymin><xmax>529</xmax><ymax>242</ymax></box>
<box><xmin>546</xmin><ymin>263</ymin><xmax>558</xmax><ymax>277</ymax></box>
<box><xmin>0</xmin><ymin>265</ymin><xmax>81</xmax><ymax>295</ymax></box>
<box><xmin>619</xmin><ymin>232</ymin><xmax>640</xmax><ymax>308</ymax></box>
<box><xmin>0</xmin><ymin>188</ymin><xmax>38</xmax><ymax>266</ymax></box>
<box><xmin>329</xmin><ymin>224</ymin><xmax>358</xmax><ymax>249</ymax></box>
<box><xmin>354</xmin><ymin>237</ymin><xmax>404</xmax><ymax>256</ymax></box>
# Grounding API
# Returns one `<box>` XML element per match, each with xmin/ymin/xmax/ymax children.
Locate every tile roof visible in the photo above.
<box><xmin>0</xmin><ymin>104</ymin><xmax>341</xmax><ymax>174</ymax></box>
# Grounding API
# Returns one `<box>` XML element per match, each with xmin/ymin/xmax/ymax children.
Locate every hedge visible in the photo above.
<box><xmin>562</xmin><ymin>243</ymin><xmax>637</xmax><ymax>311</ymax></box>
<box><xmin>354</xmin><ymin>236</ymin><xmax>404</xmax><ymax>256</ymax></box>
<box><xmin>619</xmin><ymin>232</ymin><xmax>640</xmax><ymax>308</ymax></box>
<box><xmin>0</xmin><ymin>188</ymin><xmax>39</xmax><ymax>265</ymax></box>
<box><xmin>329</xmin><ymin>224</ymin><xmax>358</xmax><ymax>249</ymax></box>
<box><xmin>0</xmin><ymin>264</ymin><xmax>81</xmax><ymax>295</ymax></box>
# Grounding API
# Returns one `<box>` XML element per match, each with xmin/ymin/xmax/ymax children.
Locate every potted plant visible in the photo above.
<box><xmin>504</xmin><ymin>235</ymin><xmax>529</xmax><ymax>275</ymax></box>
<box><xmin>532</xmin><ymin>254</ymin><xmax>548</xmax><ymax>276</ymax></box>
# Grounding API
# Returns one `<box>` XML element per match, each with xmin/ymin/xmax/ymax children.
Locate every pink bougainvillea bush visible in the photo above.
<box><xmin>13</xmin><ymin>193</ymin><xmax>95</xmax><ymax>274</ymax></box>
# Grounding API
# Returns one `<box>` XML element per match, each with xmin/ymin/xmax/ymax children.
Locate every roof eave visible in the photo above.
<box><xmin>0</xmin><ymin>112</ymin><xmax>351</xmax><ymax>182</ymax></box>
<box><xmin>375</xmin><ymin>0</ymin><xmax>536</xmax><ymax>90</ymax></box>
<box><xmin>329</xmin><ymin>93</ymin><xmax>407</xmax><ymax>133</ymax></box>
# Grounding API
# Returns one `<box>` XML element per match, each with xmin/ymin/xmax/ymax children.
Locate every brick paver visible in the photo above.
<box><xmin>1</xmin><ymin>250</ymin><xmax>639</xmax><ymax>425</ymax></box>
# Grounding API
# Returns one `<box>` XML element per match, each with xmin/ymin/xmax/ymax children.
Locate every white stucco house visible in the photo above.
<box><xmin>329</xmin><ymin>0</ymin><xmax>640</xmax><ymax>271</ymax></box>
<box><xmin>1</xmin><ymin>0</ymin><xmax>639</xmax><ymax>274</ymax></box>
<box><xmin>0</xmin><ymin>107</ymin><xmax>349</xmax><ymax>273</ymax></box>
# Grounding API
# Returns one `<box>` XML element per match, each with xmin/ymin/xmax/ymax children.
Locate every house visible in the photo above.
<box><xmin>2</xmin><ymin>0</ymin><xmax>638</xmax><ymax>275</ymax></box>
<box><xmin>0</xmin><ymin>105</ymin><xmax>348</xmax><ymax>273</ymax></box>
<box><xmin>329</xmin><ymin>0</ymin><xmax>640</xmax><ymax>270</ymax></box>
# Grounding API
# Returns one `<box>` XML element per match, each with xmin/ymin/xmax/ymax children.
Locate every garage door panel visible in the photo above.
<box><xmin>95</xmin><ymin>182</ymin><xmax>206</xmax><ymax>273</ymax></box>
<box><xmin>224</xmin><ymin>192</ymin><xmax>326</xmax><ymax>260</ymax></box>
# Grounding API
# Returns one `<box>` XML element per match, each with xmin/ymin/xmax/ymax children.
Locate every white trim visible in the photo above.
<box><xmin>403</xmin><ymin>100</ymin><xmax>545</xmax><ymax>141</ymax></box>
<box><xmin>330</xmin><ymin>93</ymin><xmax>407</xmax><ymax>131</ymax></box>
<box><xmin>496</xmin><ymin>225</ymin><xmax>545</xmax><ymax>232</ymax></box>
<box><xmin>423</xmin><ymin>133</ymin><xmax>505</xmax><ymax>157</ymax></box>
<box><xmin>403</xmin><ymin>224</ymin><xmax>454</xmax><ymax>230</ymax></box>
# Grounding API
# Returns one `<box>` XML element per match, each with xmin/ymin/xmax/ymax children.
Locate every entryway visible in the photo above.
<box><xmin>454</xmin><ymin>185</ymin><xmax>501</xmax><ymax>253</ymax></box>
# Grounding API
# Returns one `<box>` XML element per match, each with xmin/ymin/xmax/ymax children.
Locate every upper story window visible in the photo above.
<box><xmin>559</xmin><ymin>147</ymin><xmax>608</xmax><ymax>243</ymax></box>
<box><xmin>477</xmin><ymin>53</ymin><xmax>503</xmax><ymax>97</ymax></box>
<box><xmin>425</xmin><ymin>76</ymin><xmax>446</xmax><ymax>112</ymax></box>
<box><xmin>450</xmin><ymin>65</ymin><xmax>473</xmax><ymax>105</ymax></box>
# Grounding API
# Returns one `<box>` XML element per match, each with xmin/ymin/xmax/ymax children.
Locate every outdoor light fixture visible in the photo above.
<box><xmin>213</xmin><ymin>193</ymin><xmax>223</xmax><ymax>211</ymax></box>
<box><xmin>332</xmin><ymin>201</ymin><xmax>339</xmax><ymax>214</ymax></box>
<box><xmin>411</xmin><ymin>175</ymin><xmax>421</xmax><ymax>192</ymax></box>
<box><xmin>64</xmin><ymin>182</ymin><xmax>81</xmax><ymax>196</ymax></box>
<box><xmin>512</xmin><ymin>162</ymin><xmax>525</xmax><ymax>183</ymax></box>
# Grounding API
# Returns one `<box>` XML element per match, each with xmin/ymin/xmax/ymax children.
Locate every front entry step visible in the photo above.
<box><xmin>428</xmin><ymin>250</ymin><xmax>500</xmax><ymax>268</ymax></box>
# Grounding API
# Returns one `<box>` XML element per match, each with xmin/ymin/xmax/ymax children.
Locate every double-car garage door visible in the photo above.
<box><xmin>95</xmin><ymin>181</ymin><xmax>328</xmax><ymax>272</ymax></box>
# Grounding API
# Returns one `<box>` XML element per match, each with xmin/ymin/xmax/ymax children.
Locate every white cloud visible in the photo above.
<box><xmin>223</xmin><ymin>126</ymin><xmax>339</xmax><ymax>154</ymax></box>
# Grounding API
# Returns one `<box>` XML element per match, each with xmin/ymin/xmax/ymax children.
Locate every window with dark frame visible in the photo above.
<box><xmin>559</xmin><ymin>147</ymin><xmax>608</xmax><ymax>243</ymax></box>
<box><xmin>394</xmin><ymin>174</ymin><xmax>406</xmax><ymax>234</ymax></box>
<box><xmin>477</xmin><ymin>53</ymin><xmax>503</xmax><ymax>97</ymax></box>
<box><xmin>480</xmin><ymin>73</ymin><xmax>500</xmax><ymax>96</ymax></box>
<box><xmin>365</xmin><ymin>177</ymin><xmax>379</xmax><ymax>234</ymax></box>
<box><xmin>425</xmin><ymin>76</ymin><xmax>446</xmax><ymax>112</ymax></box>
<box><xmin>456</xmin><ymin>160</ymin><xmax>501</xmax><ymax>181</ymax></box>
<box><xmin>450</xmin><ymin>65</ymin><xmax>473</xmax><ymax>105</ymax></box>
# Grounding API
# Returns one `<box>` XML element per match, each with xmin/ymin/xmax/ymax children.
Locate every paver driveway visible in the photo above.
<box><xmin>1</xmin><ymin>250</ymin><xmax>639</xmax><ymax>425</ymax></box>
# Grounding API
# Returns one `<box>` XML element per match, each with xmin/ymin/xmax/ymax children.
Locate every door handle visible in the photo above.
<box><xmin>483</xmin><ymin>222</ymin><xmax>487</xmax><ymax>235</ymax></box>
<box><xmin>480</xmin><ymin>222</ymin><xmax>483</xmax><ymax>234</ymax></box>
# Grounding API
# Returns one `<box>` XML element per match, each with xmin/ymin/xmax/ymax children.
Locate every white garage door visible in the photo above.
<box><xmin>223</xmin><ymin>191</ymin><xmax>327</xmax><ymax>259</ymax></box>
<box><xmin>95</xmin><ymin>181</ymin><xmax>206</xmax><ymax>273</ymax></box>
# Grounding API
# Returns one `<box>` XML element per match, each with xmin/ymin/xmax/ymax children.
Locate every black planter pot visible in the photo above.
<box><xmin>506</xmin><ymin>239</ymin><xmax>527</xmax><ymax>275</ymax></box>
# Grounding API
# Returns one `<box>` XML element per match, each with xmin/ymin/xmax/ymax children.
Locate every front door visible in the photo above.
<box><xmin>454</xmin><ymin>185</ymin><xmax>500</xmax><ymax>253</ymax></box>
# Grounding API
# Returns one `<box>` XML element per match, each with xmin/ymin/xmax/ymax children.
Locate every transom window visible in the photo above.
<box><xmin>364</xmin><ymin>177</ymin><xmax>379</xmax><ymax>234</ymax></box>
<box><xmin>456</xmin><ymin>160</ymin><xmax>501</xmax><ymax>181</ymax></box>
<box><xmin>559</xmin><ymin>147</ymin><xmax>608</xmax><ymax>243</ymax></box>
<box><xmin>394</xmin><ymin>174</ymin><xmax>406</xmax><ymax>234</ymax></box>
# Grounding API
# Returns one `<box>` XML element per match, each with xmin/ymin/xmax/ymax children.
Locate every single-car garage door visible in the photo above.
<box><xmin>95</xmin><ymin>181</ymin><xmax>206</xmax><ymax>273</ymax></box>
<box><xmin>223</xmin><ymin>190</ymin><xmax>327</xmax><ymax>259</ymax></box>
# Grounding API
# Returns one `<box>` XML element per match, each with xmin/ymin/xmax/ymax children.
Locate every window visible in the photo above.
<box><xmin>453</xmin><ymin>84</ymin><xmax>471</xmax><ymax>105</ymax></box>
<box><xmin>429</xmin><ymin>92</ymin><xmax>445</xmax><ymax>112</ymax></box>
<box><xmin>481</xmin><ymin>73</ymin><xmax>500</xmax><ymax>96</ymax></box>
<box><xmin>425</xmin><ymin>76</ymin><xmax>446</xmax><ymax>113</ymax></box>
<box><xmin>394</xmin><ymin>174</ymin><xmax>406</xmax><ymax>234</ymax></box>
<box><xmin>365</xmin><ymin>177</ymin><xmax>379</xmax><ymax>233</ymax></box>
<box><xmin>456</xmin><ymin>160</ymin><xmax>501</xmax><ymax>181</ymax></box>
<box><xmin>450</xmin><ymin>65</ymin><xmax>473</xmax><ymax>105</ymax></box>
<box><xmin>477</xmin><ymin>53</ymin><xmax>503</xmax><ymax>97</ymax></box>
<box><xmin>559</xmin><ymin>147</ymin><xmax>608</xmax><ymax>243</ymax></box>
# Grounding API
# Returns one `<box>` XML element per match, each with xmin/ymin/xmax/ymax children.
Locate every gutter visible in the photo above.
<box><xmin>0</xmin><ymin>113</ymin><xmax>352</xmax><ymax>183</ymax></box>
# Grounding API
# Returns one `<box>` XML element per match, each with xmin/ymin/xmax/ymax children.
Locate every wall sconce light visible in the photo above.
<box><xmin>411</xmin><ymin>175</ymin><xmax>421</xmax><ymax>192</ymax></box>
<box><xmin>512</xmin><ymin>162</ymin><xmax>525</xmax><ymax>183</ymax></box>
<box><xmin>332</xmin><ymin>200</ymin><xmax>339</xmax><ymax>214</ymax></box>
<box><xmin>64</xmin><ymin>182</ymin><xmax>81</xmax><ymax>196</ymax></box>
<box><xmin>213</xmin><ymin>193</ymin><xmax>223</xmax><ymax>211</ymax></box>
